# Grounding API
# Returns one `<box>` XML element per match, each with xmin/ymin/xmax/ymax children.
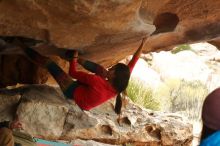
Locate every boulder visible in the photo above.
<box><xmin>1</xmin><ymin>0</ymin><xmax>220</xmax><ymax>87</ymax></box>
<box><xmin>0</xmin><ymin>0</ymin><xmax>220</xmax><ymax>63</ymax></box>
<box><xmin>0</xmin><ymin>85</ymin><xmax>193</xmax><ymax>145</ymax></box>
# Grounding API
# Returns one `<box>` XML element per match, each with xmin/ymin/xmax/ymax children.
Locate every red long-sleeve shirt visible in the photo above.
<box><xmin>69</xmin><ymin>55</ymin><xmax>138</xmax><ymax>110</ymax></box>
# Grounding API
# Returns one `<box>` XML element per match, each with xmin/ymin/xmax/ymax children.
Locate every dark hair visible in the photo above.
<box><xmin>112</xmin><ymin>63</ymin><xmax>130</xmax><ymax>114</ymax></box>
<box><xmin>115</xmin><ymin>94</ymin><xmax>122</xmax><ymax>114</ymax></box>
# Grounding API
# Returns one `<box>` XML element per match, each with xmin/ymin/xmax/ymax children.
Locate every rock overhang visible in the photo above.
<box><xmin>0</xmin><ymin>0</ymin><xmax>220</xmax><ymax>61</ymax></box>
<box><xmin>0</xmin><ymin>0</ymin><xmax>220</xmax><ymax>86</ymax></box>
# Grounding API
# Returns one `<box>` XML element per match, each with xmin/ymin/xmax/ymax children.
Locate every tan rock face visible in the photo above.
<box><xmin>0</xmin><ymin>0</ymin><xmax>220</xmax><ymax>86</ymax></box>
<box><xmin>0</xmin><ymin>85</ymin><xmax>193</xmax><ymax>145</ymax></box>
<box><xmin>1</xmin><ymin>0</ymin><xmax>220</xmax><ymax>57</ymax></box>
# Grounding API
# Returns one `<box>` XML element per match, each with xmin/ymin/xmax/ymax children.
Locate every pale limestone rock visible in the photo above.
<box><xmin>0</xmin><ymin>93</ymin><xmax>21</xmax><ymax>121</ymax></box>
<box><xmin>16</xmin><ymin>85</ymin><xmax>69</xmax><ymax>139</ymax></box>
<box><xmin>0</xmin><ymin>85</ymin><xmax>193</xmax><ymax>145</ymax></box>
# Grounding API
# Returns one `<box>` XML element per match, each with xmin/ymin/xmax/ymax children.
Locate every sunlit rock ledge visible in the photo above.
<box><xmin>0</xmin><ymin>84</ymin><xmax>193</xmax><ymax>146</ymax></box>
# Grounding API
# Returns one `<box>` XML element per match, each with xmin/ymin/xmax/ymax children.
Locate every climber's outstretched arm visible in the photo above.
<box><xmin>128</xmin><ymin>38</ymin><xmax>147</xmax><ymax>72</ymax></box>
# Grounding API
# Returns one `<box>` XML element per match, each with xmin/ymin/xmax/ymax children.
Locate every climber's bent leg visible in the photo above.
<box><xmin>24</xmin><ymin>47</ymin><xmax>79</xmax><ymax>99</ymax></box>
<box><xmin>46</xmin><ymin>62</ymin><xmax>79</xmax><ymax>99</ymax></box>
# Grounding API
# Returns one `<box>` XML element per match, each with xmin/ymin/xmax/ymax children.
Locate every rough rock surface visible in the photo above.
<box><xmin>0</xmin><ymin>85</ymin><xmax>193</xmax><ymax>145</ymax></box>
<box><xmin>1</xmin><ymin>0</ymin><xmax>220</xmax><ymax>87</ymax></box>
<box><xmin>1</xmin><ymin>0</ymin><xmax>220</xmax><ymax>62</ymax></box>
<box><xmin>0</xmin><ymin>0</ymin><xmax>220</xmax><ymax>56</ymax></box>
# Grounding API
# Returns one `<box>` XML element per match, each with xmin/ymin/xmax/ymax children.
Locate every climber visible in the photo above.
<box><xmin>200</xmin><ymin>88</ymin><xmax>220</xmax><ymax>145</ymax></box>
<box><xmin>21</xmin><ymin>38</ymin><xmax>146</xmax><ymax>114</ymax></box>
<box><xmin>0</xmin><ymin>116</ymin><xmax>22</xmax><ymax>146</ymax></box>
